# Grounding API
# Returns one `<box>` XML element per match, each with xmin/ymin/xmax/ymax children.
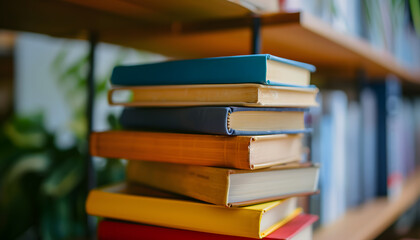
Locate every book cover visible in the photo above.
<box><xmin>319</xmin><ymin>91</ymin><xmax>347</xmax><ymax>225</ymax></box>
<box><xmin>401</xmin><ymin>100</ymin><xmax>416</xmax><ymax>178</ymax></box>
<box><xmin>126</xmin><ymin>161</ymin><xmax>319</xmax><ymax>206</ymax></box>
<box><xmin>111</xmin><ymin>54</ymin><xmax>315</xmax><ymax>87</ymax></box>
<box><xmin>345</xmin><ymin>101</ymin><xmax>363</xmax><ymax>208</ymax></box>
<box><xmin>414</xmin><ymin>99</ymin><xmax>420</xmax><ymax>169</ymax></box>
<box><xmin>97</xmin><ymin>214</ymin><xmax>318</xmax><ymax>240</ymax></box>
<box><xmin>86</xmin><ymin>183</ymin><xmax>302</xmax><ymax>239</ymax></box>
<box><xmin>369</xmin><ymin>76</ymin><xmax>404</xmax><ymax>197</ymax></box>
<box><xmin>120</xmin><ymin>106</ymin><xmax>310</xmax><ymax>135</ymax></box>
<box><xmin>108</xmin><ymin>84</ymin><xmax>319</xmax><ymax>108</ymax></box>
<box><xmin>90</xmin><ymin>131</ymin><xmax>303</xmax><ymax>170</ymax></box>
<box><xmin>360</xmin><ymin>88</ymin><xmax>377</xmax><ymax>202</ymax></box>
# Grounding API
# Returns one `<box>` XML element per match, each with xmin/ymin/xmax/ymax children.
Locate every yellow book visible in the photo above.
<box><xmin>108</xmin><ymin>84</ymin><xmax>318</xmax><ymax>107</ymax></box>
<box><xmin>86</xmin><ymin>183</ymin><xmax>302</xmax><ymax>239</ymax></box>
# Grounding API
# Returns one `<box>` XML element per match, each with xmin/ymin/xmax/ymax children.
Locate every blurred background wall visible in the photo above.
<box><xmin>0</xmin><ymin>32</ymin><xmax>165</xmax><ymax>239</ymax></box>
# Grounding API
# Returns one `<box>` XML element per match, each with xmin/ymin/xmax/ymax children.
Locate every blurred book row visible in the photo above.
<box><xmin>246</xmin><ymin>0</ymin><xmax>420</xmax><ymax>70</ymax></box>
<box><xmin>307</xmin><ymin>75</ymin><xmax>420</xmax><ymax>226</ymax></box>
<box><xmin>87</xmin><ymin>54</ymin><xmax>321</xmax><ymax>239</ymax></box>
<box><xmin>298</xmin><ymin>0</ymin><xmax>420</xmax><ymax>69</ymax></box>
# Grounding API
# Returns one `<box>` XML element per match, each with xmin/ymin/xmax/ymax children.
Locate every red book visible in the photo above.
<box><xmin>98</xmin><ymin>214</ymin><xmax>318</xmax><ymax>240</ymax></box>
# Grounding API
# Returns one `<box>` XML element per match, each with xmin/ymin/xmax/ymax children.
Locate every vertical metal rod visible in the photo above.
<box><xmin>86</xmin><ymin>31</ymin><xmax>97</xmax><ymax>238</ymax></box>
<box><xmin>251</xmin><ymin>15</ymin><xmax>262</xmax><ymax>54</ymax></box>
<box><xmin>87</xmin><ymin>31</ymin><xmax>97</xmax><ymax>191</ymax></box>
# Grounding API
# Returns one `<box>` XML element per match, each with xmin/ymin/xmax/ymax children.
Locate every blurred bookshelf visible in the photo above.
<box><xmin>314</xmin><ymin>167</ymin><xmax>420</xmax><ymax>240</ymax></box>
<box><xmin>103</xmin><ymin>11</ymin><xmax>420</xmax><ymax>83</ymax></box>
<box><xmin>1</xmin><ymin>1</ymin><xmax>420</xmax><ymax>82</ymax></box>
<box><xmin>1</xmin><ymin>0</ymin><xmax>420</xmax><ymax>239</ymax></box>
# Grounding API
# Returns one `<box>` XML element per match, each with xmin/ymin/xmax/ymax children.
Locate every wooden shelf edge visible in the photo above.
<box><xmin>314</xmin><ymin>168</ymin><xmax>420</xmax><ymax>240</ymax></box>
<box><xmin>299</xmin><ymin>12</ymin><xmax>420</xmax><ymax>83</ymax></box>
<box><xmin>100</xmin><ymin>11</ymin><xmax>420</xmax><ymax>83</ymax></box>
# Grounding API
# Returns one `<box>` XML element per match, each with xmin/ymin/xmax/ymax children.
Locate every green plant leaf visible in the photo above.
<box><xmin>42</xmin><ymin>157</ymin><xmax>84</xmax><ymax>198</ymax></box>
<box><xmin>3</xmin><ymin>154</ymin><xmax>49</xmax><ymax>186</ymax></box>
<box><xmin>2</xmin><ymin>113</ymin><xmax>50</xmax><ymax>149</ymax></box>
<box><xmin>58</xmin><ymin>55</ymin><xmax>88</xmax><ymax>83</ymax></box>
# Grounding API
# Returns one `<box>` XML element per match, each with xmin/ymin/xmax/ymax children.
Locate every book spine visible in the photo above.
<box><xmin>369</xmin><ymin>76</ymin><xmax>404</xmax><ymax>197</ymax></box>
<box><xmin>120</xmin><ymin>107</ymin><xmax>232</xmax><ymax>135</ymax></box>
<box><xmin>360</xmin><ymin>88</ymin><xmax>377</xmax><ymax>202</ymax></box>
<box><xmin>90</xmin><ymin>131</ymin><xmax>252</xmax><ymax>169</ymax></box>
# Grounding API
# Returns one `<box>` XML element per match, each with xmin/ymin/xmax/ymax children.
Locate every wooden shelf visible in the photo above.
<box><xmin>314</xmin><ymin>168</ymin><xmax>420</xmax><ymax>240</ymax></box>
<box><xmin>103</xmin><ymin>11</ymin><xmax>419</xmax><ymax>83</ymax></box>
<box><xmin>0</xmin><ymin>0</ymin><xmax>250</xmax><ymax>37</ymax></box>
<box><xmin>1</xmin><ymin>1</ymin><xmax>419</xmax><ymax>83</ymax></box>
<box><xmin>61</xmin><ymin>0</ymin><xmax>252</xmax><ymax>23</ymax></box>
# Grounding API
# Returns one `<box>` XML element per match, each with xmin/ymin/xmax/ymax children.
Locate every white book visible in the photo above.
<box><xmin>320</xmin><ymin>91</ymin><xmax>347</xmax><ymax>224</ymax></box>
<box><xmin>345</xmin><ymin>101</ymin><xmax>362</xmax><ymax>209</ymax></box>
<box><xmin>360</xmin><ymin>88</ymin><xmax>377</xmax><ymax>201</ymax></box>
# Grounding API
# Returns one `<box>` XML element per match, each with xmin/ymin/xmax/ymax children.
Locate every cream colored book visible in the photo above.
<box><xmin>108</xmin><ymin>84</ymin><xmax>318</xmax><ymax>107</ymax></box>
<box><xmin>127</xmin><ymin>161</ymin><xmax>320</xmax><ymax>206</ymax></box>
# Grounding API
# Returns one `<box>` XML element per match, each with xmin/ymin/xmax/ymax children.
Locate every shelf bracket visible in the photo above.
<box><xmin>251</xmin><ymin>15</ymin><xmax>262</xmax><ymax>54</ymax></box>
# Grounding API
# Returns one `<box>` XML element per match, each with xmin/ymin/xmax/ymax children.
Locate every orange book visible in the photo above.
<box><xmin>90</xmin><ymin>131</ymin><xmax>303</xmax><ymax>170</ymax></box>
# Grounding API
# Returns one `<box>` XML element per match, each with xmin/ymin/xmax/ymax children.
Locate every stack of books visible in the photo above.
<box><xmin>86</xmin><ymin>54</ymin><xmax>320</xmax><ymax>240</ymax></box>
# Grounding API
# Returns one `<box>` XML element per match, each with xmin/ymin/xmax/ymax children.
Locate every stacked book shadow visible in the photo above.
<box><xmin>86</xmin><ymin>54</ymin><xmax>320</xmax><ymax>239</ymax></box>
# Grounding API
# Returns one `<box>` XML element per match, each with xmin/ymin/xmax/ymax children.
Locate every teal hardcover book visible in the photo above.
<box><xmin>111</xmin><ymin>54</ymin><xmax>316</xmax><ymax>87</ymax></box>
